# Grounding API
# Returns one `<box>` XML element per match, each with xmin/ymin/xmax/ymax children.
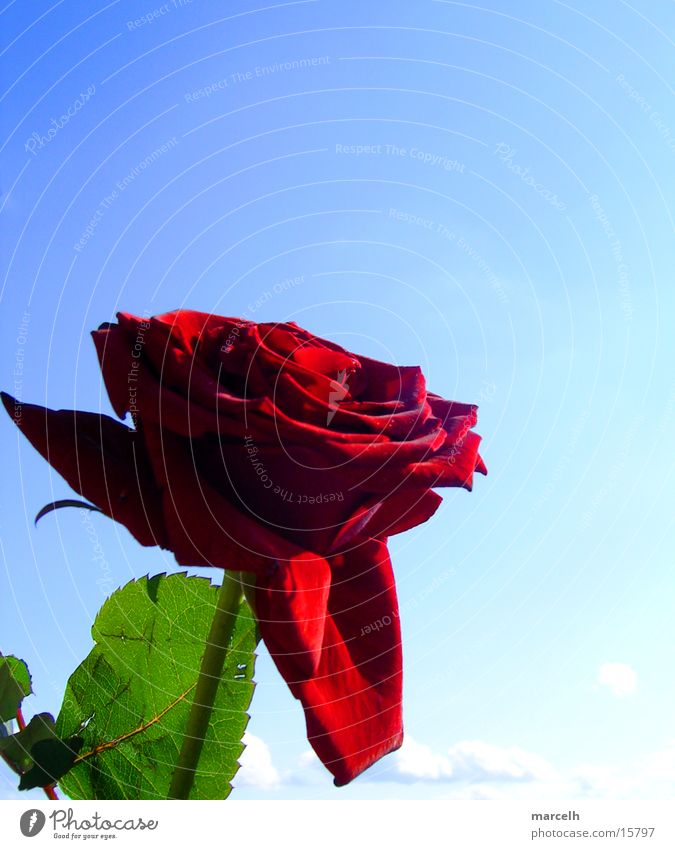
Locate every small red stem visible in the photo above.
<box><xmin>16</xmin><ymin>707</ymin><xmax>26</xmax><ymax>730</ymax></box>
<box><xmin>15</xmin><ymin>708</ymin><xmax>59</xmax><ymax>801</ymax></box>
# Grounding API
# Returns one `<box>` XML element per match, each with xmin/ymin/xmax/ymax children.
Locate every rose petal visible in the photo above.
<box><xmin>139</xmin><ymin>423</ymin><xmax>321</xmax><ymax>574</ymax></box>
<box><xmin>329</xmin><ymin>488</ymin><xmax>443</xmax><ymax>553</ymax></box>
<box><xmin>256</xmin><ymin>538</ymin><xmax>403</xmax><ymax>786</ymax></box>
<box><xmin>0</xmin><ymin>393</ymin><xmax>166</xmax><ymax>548</ymax></box>
<box><xmin>253</xmin><ymin>551</ymin><xmax>331</xmax><ymax>677</ymax></box>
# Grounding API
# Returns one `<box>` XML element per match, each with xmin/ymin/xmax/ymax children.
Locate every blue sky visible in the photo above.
<box><xmin>1</xmin><ymin>0</ymin><xmax>674</xmax><ymax>800</ymax></box>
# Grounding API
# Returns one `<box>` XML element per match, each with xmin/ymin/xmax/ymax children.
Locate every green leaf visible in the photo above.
<box><xmin>56</xmin><ymin>573</ymin><xmax>258</xmax><ymax>800</ymax></box>
<box><xmin>0</xmin><ymin>712</ymin><xmax>59</xmax><ymax>775</ymax></box>
<box><xmin>0</xmin><ymin>710</ymin><xmax>83</xmax><ymax>790</ymax></box>
<box><xmin>19</xmin><ymin>734</ymin><xmax>84</xmax><ymax>790</ymax></box>
<box><xmin>0</xmin><ymin>655</ymin><xmax>32</xmax><ymax>722</ymax></box>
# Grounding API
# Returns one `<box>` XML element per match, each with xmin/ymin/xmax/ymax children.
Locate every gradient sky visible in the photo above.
<box><xmin>1</xmin><ymin>0</ymin><xmax>675</xmax><ymax>800</ymax></box>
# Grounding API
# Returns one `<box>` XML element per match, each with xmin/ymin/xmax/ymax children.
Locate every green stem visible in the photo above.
<box><xmin>168</xmin><ymin>570</ymin><xmax>243</xmax><ymax>800</ymax></box>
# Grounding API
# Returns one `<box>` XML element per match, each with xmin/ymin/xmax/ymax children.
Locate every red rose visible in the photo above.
<box><xmin>2</xmin><ymin>310</ymin><xmax>486</xmax><ymax>785</ymax></box>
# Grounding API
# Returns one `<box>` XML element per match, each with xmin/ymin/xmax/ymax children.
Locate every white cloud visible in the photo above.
<box><xmin>443</xmin><ymin>740</ymin><xmax>556</xmax><ymax>783</ymax></box>
<box><xmin>288</xmin><ymin>748</ymin><xmax>335</xmax><ymax>786</ymax></box>
<box><xmin>393</xmin><ymin>735</ymin><xmax>453</xmax><ymax>780</ymax></box>
<box><xmin>633</xmin><ymin>739</ymin><xmax>675</xmax><ymax>785</ymax></box>
<box><xmin>298</xmin><ymin>748</ymin><xmax>321</xmax><ymax>769</ymax></box>
<box><xmin>364</xmin><ymin>736</ymin><xmax>556</xmax><ymax>786</ymax></box>
<box><xmin>233</xmin><ymin>730</ymin><xmax>675</xmax><ymax>801</ymax></box>
<box><xmin>235</xmin><ymin>732</ymin><xmax>281</xmax><ymax>789</ymax></box>
<box><xmin>369</xmin><ymin>736</ymin><xmax>675</xmax><ymax>799</ymax></box>
<box><xmin>597</xmin><ymin>662</ymin><xmax>637</xmax><ymax>696</ymax></box>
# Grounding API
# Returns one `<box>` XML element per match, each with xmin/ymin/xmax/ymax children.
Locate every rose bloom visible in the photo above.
<box><xmin>2</xmin><ymin>310</ymin><xmax>486</xmax><ymax>786</ymax></box>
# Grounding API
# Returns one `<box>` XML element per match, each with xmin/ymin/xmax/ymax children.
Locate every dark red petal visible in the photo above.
<box><xmin>407</xmin><ymin>428</ymin><xmax>485</xmax><ymax>490</ymax></box>
<box><xmin>139</xmin><ymin>423</ymin><xmax>321</xmax><ymax>574</ymax></box>
<box><xmin>426</xmin><ymin>393</ymin><xmax>478</xmax><ymax>426</ymax></box>
<box><xmin>94</xmin><ymin>325</ymin><xmax>274</xmax><ymax>439</ymax></box>
<box><xmin>359</xmin><ymin>423</ymin><xmax>486</xmax><ymax>493</ymax></box>
<box><xmin>329</xmin><ymin>488</ymin><xmax>443</xmax><ymax>552</ymax></box>
<box><xmin>118</xmin><ymin>310</ymin><xmax>244</xmax><ymax>359</ymax></box>
<box><xmin>1</xmin><ymin>393</ymin><xmax>167</xmax><ymax>548</ymax></box>
<box><xmin>272</xmin><ymin>370</ymin><xmax>433</xmax><ymax>437</ymax></box>
<box><xmin>254</xmin><ymin>322</ymin><xmax>317</xmax><ymax>357</ymax></box>
<box><xmin>239</xmin><ymin>325</ymin><xmax>357</xmax><ymax>404</ymax></box>
<box><xmin>253</xmin><ymin>552</ymin><xmax>331</xmax><ymax>677</ymax></box>
<box><xmin>357</xmin><ymin>356</ymin><xmax>426</xmax><ymax>405</ymax></box>
<box><xmin>193</xmin><ymin>436</ymin><xmax>363</xmax><ymax>554</ymax></box>
<box><xmin>255</xmin><ymin>539</ymin><xmax>403</xmax><ymax>785</ymax></box>
<box><xmin>91</xmin><ymin>324</ymin><xmax>138</xmax><ymax>420</ymax></box>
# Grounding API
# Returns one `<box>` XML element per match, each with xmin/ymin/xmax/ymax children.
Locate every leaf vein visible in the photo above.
<box><xmin>73</xmin><ymin>683</ymin><xmax>195</xmax><ymax>765</ymax></box>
